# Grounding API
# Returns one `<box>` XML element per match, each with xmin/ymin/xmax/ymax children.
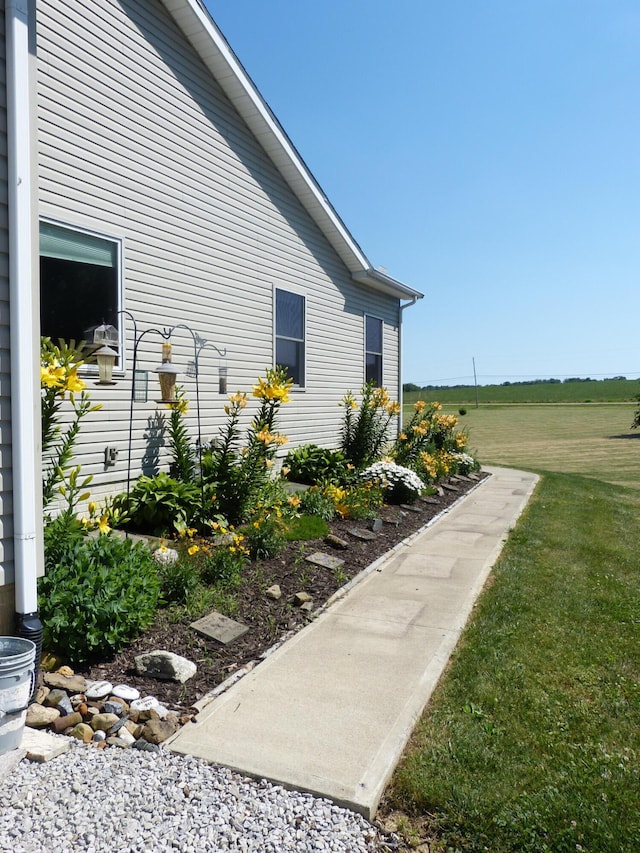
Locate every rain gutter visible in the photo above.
<box><xmin>6</xmin><ymin>0</ymin><xmax>43</xmax><ymax>655</ymax></box>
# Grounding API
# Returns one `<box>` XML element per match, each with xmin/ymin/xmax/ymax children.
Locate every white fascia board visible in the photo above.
<box><xmin>352</xmin><ymin>269</ymin><xmax>424</xmax><ymax>301</ymax></box>
<box><xmin>160</xmin><ymin>0</ymin><xmax>423</xmax><ymax>301</ymax></box>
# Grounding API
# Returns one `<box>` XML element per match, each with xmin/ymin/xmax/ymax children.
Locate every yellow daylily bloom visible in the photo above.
<box><xmin>227</xmin><ymin>391</ymin><xmax>248</xmax><ymax>408</ymax></box>
<box><xmin>255</xmin><ymin>428</ymin><xmax>275</xmax><ymax>444</ymax></box>
<box><xmin>65</xmin><ymin>369</ymin><xmax>86</xmax><ymax>393</ymax></box>
<box><xmin>98</xmin><ymin>515</ymin><xmax>111</xmax><ymax>535</ymax></box>
<box><xmin>40</xmin><ymin>364</ymin><xmax>65</xmax><ymax>388</ymax></box>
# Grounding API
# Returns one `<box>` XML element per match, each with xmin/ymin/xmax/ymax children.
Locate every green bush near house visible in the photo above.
<box><xmin>283</xmin><ymin>444</ymin><xmax>352</xmax><ymax>486</ymax></box>
<box><xmin>39</xmin><ymin>534</ymin><xmax>160</xmax><ymax>663</ymax></box>
<box><xmin>124</xmin><ymin>472</ymin><xmax>201</xmax><ymax>534</ymax></box>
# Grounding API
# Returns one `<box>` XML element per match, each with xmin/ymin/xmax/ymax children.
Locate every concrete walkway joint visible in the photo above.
<box><xmin>170</xmin><ymin>466</ymin><xmax>539</xmax><ymax>818</ymax></box>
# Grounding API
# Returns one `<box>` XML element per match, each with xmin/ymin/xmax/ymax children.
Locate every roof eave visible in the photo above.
<box><xmin>352</xmin><ymin>269</ymin><xmax>424</xmax><ymax>301</ymax></box>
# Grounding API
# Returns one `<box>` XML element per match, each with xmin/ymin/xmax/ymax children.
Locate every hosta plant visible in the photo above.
<box><xmin>283</xmin><ymin>444</ymin><xmax>352</xmax><ymax>486</ymax></box>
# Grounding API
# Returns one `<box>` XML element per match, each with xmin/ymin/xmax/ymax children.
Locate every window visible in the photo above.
<box><xmin>275</xmin><ymin>288</ymin><xmax>305</xmax><ymax>386</ymax></box>
<box><xmin>365</xmin><ymin>315</ymin><xmax>383</xmax><ymax>386</ymax></box>
<box><xmin>40</xmin><ymin>221</ymin><xmax>121</xmax><ymax>353</ymax></box>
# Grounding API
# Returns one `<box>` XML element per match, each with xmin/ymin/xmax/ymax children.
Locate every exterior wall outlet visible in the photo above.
<box><xmin>104</xmin><ymin>446</ymin><xmax>119</xmax><ymax>467</ymax></box>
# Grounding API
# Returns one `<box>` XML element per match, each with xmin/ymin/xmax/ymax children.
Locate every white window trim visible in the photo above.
<box><xmin>39</xmin><ymin>217</ymin><xmax>125</xmax><ymax>375</ymax></box>
<box><xmin>273</xmin><ymin>285</ymin><xmax>306</xmax><ymax>389</ymax></box>
<box><xmin>364</xmin><ymin>314</ymin><xmax>384</xmax><ymax>386</ymax></box>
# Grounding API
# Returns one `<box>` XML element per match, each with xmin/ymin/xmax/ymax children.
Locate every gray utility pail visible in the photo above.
<box><xmin>0</xmin><ymin>636</ymin><xmax>36</xmax><ymax>756</ymax></box>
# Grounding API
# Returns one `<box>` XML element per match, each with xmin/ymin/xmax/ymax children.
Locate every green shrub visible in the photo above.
<box><xmin>126</xmin><ymin>472</ymin><xmax>200</xmax><ymax>534</ymax></box>
<box><xmin>298</xmin><ymin>487</ymin><xmax>336</xmax><ymax>521</ymax></box>
<box><xmin>39</xmin><ymin>534</ymin><xmax>160</xmax><ymax>663</ymax></box>
<box><xmin>43</xmin><ymin>512</ymin><xmax>87</xmax><ymax>572</ymax></box>
<box><xmin>283</xmin><ymin>444</ymin><xmax>352</xmax><ymax>485</ymax></box>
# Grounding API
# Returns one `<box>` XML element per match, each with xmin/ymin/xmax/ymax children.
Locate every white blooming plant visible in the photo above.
<box><xmin>360</xmin><ymin>460</ymin><xmax>425</xmax><ymax>505</ymax></box>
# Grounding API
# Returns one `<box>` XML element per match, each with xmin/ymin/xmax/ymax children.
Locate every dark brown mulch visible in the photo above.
<box><xmin>75</xmin><ymin>475</ymin><xmax>486</xmax><ymax>712</ymax></box>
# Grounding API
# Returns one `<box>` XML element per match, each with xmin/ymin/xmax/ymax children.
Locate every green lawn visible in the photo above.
<box><xmin>389</xmin><ymin>406</ymin><xmax>640</xmax><ymax>852</ymax></box>
<box><xmin>457</xmin><ymin>403</ymin><xmax>640</xmax><ymax>490</ymax></box>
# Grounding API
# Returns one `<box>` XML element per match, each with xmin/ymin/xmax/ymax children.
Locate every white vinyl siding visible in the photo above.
<box><xmin>0</xmin><ymin>0</ymin><xmax>13</xmax><ymax>586</ymax></box>
<box><xmin>36</xmin><ymin>0</ymin><xmax>402</xmax><ymax>497</ymax></box>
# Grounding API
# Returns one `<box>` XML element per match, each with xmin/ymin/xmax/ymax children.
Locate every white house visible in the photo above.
<box><xmin>0</xmin><ymin>0</ymin><xmax>422</xmax><ymax>637</ymax></box>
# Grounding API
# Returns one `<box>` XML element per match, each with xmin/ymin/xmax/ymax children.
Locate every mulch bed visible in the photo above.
<box><xmin>74</xmin><ymin>474</ymin><xmax>487</xmax><ymax>712</ymax></box>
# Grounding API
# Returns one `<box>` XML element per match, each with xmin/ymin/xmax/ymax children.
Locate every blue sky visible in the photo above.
<box><xmin>206</xmin><ymin>1</ymin><xmax>640</xmax><ymax>386</ymax></box>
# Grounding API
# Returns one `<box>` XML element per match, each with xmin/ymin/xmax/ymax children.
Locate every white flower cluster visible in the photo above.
<box><xmin>360</xmin><ymin>460</ymin><xmax>425</xmax><ymax>495</ymax></box>
<box><xmin>452</xmin><ymin>452</ymin><xmax>475</xmax><ymax>470</ymax></box>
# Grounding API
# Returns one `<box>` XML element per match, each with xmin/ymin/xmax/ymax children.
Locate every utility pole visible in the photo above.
<box><xmin>472</xmin><ymin>357</ymin><xmax>479</xmax><ymax>408</ymax></box>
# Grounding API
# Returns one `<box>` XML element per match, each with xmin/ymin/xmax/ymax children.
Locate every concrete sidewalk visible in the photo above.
<box><xmin>169</xmin><ymin>466</ymin><xmax>539</xmax><ymax>818</ymax></box>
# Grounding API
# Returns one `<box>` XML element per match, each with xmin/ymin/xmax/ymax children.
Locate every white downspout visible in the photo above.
<box><xmin>6</xmin><ymin>0</ymin><xmax>43</xmax><ymax>630</ymax></box>
<box><xmin>398</xmin><ymin>295</ymin><xmax>421</xmax><ymax>427</ymax></box>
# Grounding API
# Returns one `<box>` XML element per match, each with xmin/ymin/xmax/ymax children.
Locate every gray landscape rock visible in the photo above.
<box><xmin>134</xmin><ymin>650</ymin><xmax>197</xmax><ymax>683</ymax></box>
<box><xmin>103</xmin><ymin>699</ymin><xmax>127</xmax><ymax>716</ymax></box>
<box><xmin>42</xmin><ymin>688</ymin><xmax>70</xmax><ymax>711</ymax></box>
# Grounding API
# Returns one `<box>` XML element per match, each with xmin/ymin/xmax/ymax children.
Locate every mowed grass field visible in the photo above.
<box><xmin>389</xmin><ymin>400</ymin><xmax>640</xmax><ymax>851</ymax></box>
<box><xmin>404</xmin><ymin>402</ymin><xmax>640</xmax><ymax>490</ymax></box>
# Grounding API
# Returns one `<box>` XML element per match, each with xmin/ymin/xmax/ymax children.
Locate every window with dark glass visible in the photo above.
<box><xmin>365</xmin><ymin>315</ymin><xmax>383</xmax><ymax>386</ymax></box>
<box><xmin>275</xmin><ymin>288</ymin><xmax>305</xmax><ymax>386</ymax></box>
<box><xmin>39</xmin><ymin>222</ymin><xmax>120</xmax><ymax>350</ymax></box>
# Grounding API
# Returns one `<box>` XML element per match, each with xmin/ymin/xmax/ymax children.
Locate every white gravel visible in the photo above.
<box><xmin>0</xmin><ymin>740</ymin><xmax>385</xmax><ymax>852</ymax></box>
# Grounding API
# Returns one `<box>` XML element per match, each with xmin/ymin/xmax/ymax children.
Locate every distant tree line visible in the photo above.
<box><xmin>403</xmin><ymin>377</ymin><xmax>628</xmax><ymax>393</ymax></box>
